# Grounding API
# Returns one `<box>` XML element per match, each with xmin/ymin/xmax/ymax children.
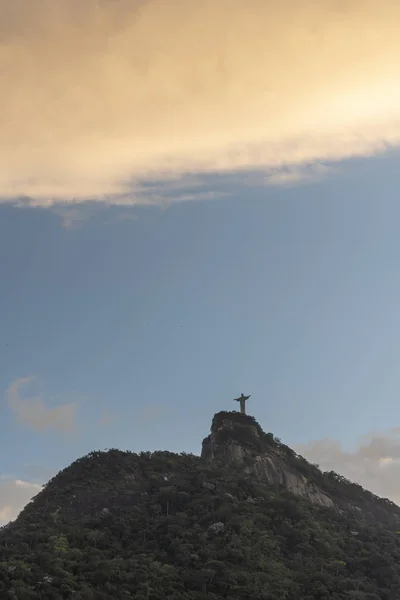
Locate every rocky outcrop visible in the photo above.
<box><xmin>201</xmin><ymin>412</ymin><xmax>400</xmax><ymax>527</ymax></box>
<box><xmin>202</xmin><ymin>414</ymin><xmax>333</xmax><ymax>508</ymax></box>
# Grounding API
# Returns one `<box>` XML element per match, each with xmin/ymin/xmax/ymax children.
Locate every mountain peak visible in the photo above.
<box><xmin>202</xmin><ymin>410</ymin><xmax>272</xmax><ymax>458</ymax></box>
<box><xmin>202</xmin><ymin>411</ymin><xmax>400</xmax><ymax>524</ymax></box>
<box><xmin>202</xmin><ymin>411</ymin><xmax>334</xmax><ymax>508</ymax></box>
<box><xmin>2</xmin><ymin>411</ymin><xmax>400</xmax><ymax>598</ymax></box>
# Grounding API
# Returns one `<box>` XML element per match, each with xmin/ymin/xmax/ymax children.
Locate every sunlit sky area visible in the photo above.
<box><xmin>2</xmin><ymin>0</ymin><xmax>400</xmax><ymax>524</ymax></box>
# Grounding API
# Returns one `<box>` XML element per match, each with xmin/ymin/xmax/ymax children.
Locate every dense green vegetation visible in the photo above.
<box><xmin>1</xmin><ymin>412</ymin><xmax>400</xmax><ymax>599</ymax></box>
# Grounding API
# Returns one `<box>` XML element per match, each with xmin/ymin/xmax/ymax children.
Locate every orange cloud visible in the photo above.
<box><xmin>6</xmin><ymin>377</ymin><xmax>78</xmax><ymax>434</ymax></box>
<box><xmin>1</xmin><ymin>0</ymin><xmax>400</xmax><ymax>205</ymax></box>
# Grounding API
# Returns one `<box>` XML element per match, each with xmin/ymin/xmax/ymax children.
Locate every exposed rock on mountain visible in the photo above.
<box><xmin>1</xmin><ymin>411</ymin><xmax>400</xmax><ymax>599</ymax></box>
<box><xmin>202</xmin><ymin>413</ymin><xmax>334</xmax><ymax>508</ymax></box>
<box><xmin>203</xmin><ymin>412</ymin><xmax>400</xmax><ymax>526</ymax></box>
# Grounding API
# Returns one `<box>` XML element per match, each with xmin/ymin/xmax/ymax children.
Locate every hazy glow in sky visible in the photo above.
<box><xmin>1</xmin><ymin>0</ymin><xmax>400</xmax><ymax>203</ymax></box>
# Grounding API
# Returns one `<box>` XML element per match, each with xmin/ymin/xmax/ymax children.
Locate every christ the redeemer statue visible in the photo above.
<box><xmin>234</xmin><ymin>393</ymin><xmax>251</xmax><ymax>415</ymax></box>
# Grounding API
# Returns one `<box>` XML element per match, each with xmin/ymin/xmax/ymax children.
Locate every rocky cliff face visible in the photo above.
<box><xmin>201</xmin><ymin>412</ymin><xmax>334</xmax><ymax>508</ymax></box>
<box><xmin>201</xmin><ymin>412</ymin><xmax>400</xmax><ymax>527</ymax></box>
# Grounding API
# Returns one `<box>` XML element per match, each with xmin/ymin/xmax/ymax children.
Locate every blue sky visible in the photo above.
<box><xmin>3</xmin><ymin>150</ymin><xmax>400</xmax><ymax>513</ymax></box>
<box><xmin>2</xmin><ymin>0</ymin><xmax>400</xmax><ymax>523</ymax></box>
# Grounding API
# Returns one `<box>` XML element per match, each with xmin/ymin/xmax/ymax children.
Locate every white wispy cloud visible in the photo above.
<box><xmin>51</xmin><ymin>205</ymin><xmax>92</xmax><ymax>230</ymax></box>
<box><xmin>266</xmin><ymin>163</ymin><xmax>337</xmax><ymax>187</ymax></box>
<box><xmin>297</xmin><ymin>428</ymin><xmax>400</xmax><ymax>505</ymax></box>
<box><xmin>6</xmin><ymin>377</ymin><xmax>78</xmax><ymax>434</ymax></box>
<box><xmin>1</xmin><ymin>0</ymin><xmax>400</xmax><ymax>206</ymax></box>
<box><xmin>0</xmin><ymin>478</ymin><xmax>42</xmax><ymax>526</ymax></box>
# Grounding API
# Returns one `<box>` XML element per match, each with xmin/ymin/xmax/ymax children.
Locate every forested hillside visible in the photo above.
<box><xmin>1</xmin><ymin>413</ymin><xmax>400</xmax><ymax>599</ymax></box>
